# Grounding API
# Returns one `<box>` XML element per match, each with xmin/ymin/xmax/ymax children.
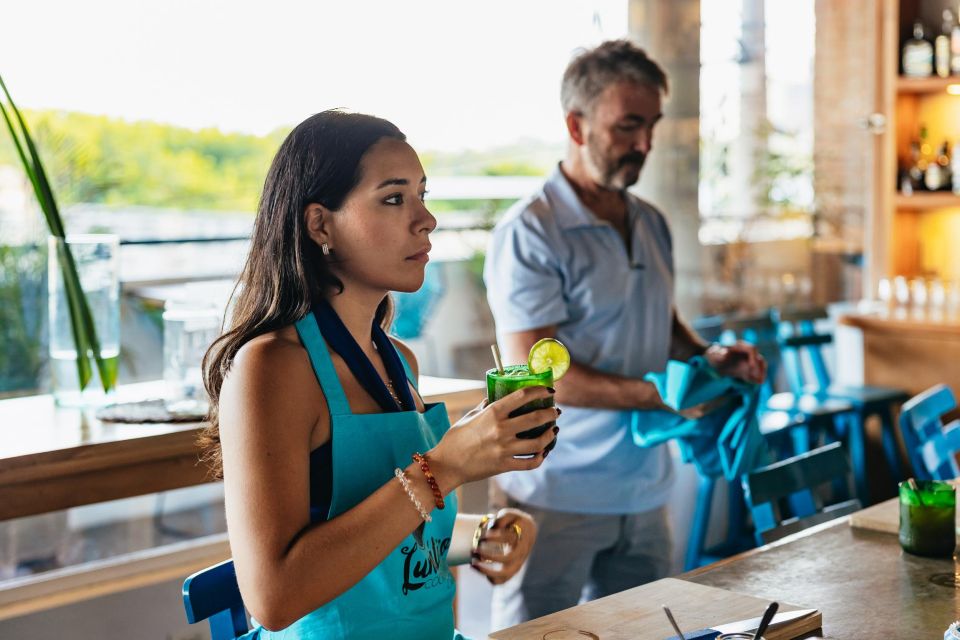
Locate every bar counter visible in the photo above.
<box><xmin>837</xmin><ymin>309</ymin><xmax>960</xmax><ymax>396</ymax></box>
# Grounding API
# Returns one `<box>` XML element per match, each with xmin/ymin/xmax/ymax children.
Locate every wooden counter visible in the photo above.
<box><xmin>0</xmin><ymin>377</ymin><xmax>485</xmax><ymax>521</ymax></box>
<box><xmin>495</xmin><ymin>516</ymin><xmax>957</xmax><ymax>639</ymax></box>
<box><xmin>838</xmin><ymin>310</ymin><xmax>960</xmax><ymax>396</ymax></box>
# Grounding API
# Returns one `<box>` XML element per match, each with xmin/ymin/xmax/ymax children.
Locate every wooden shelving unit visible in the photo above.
<box><xmin>896</xmin><ymin>75</ymin><xmax>960</xmax><ymax>94</ymax></box>
<box><xmin>894</xmin><ymin>191</ymin><xmax>960</xmax><ymax>209</ymax></box>
<box><xmin>878</xmin><ymin>0</ymin><xmax>960</xmax><ymax>279</ymax></box>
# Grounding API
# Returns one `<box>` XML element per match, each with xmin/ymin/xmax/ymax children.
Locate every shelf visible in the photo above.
<box><xmin>895</xmin><ymin>192</ymin><xmax>960</xmax><ymax>210</ymax></box>
<box><xmin>897</xmin><ymin>76</ymin><xmax>960</xmax><ymax>95</ymax></box>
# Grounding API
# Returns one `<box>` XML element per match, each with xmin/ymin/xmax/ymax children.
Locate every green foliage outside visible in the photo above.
<box><xmin>0</xmin><ymin>110</ymin><xmax>287</xmax><ymax>212</ymax></box>
<box><xmin>0</xmin><ymin>111</ymin><xmax>561</xmax><ymax>214</ymax></box>
<box><xmin>0</xmin><ymin>109</ymin><xmax>563</xmax><ymax>394</ymax></box>
<box><xmin>0</xmin><ymin>244</ymin><xmax>44</xmax><ymax>394</ymax></box>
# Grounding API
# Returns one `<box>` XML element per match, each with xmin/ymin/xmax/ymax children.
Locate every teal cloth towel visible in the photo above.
<box><xmin>632</xmin><ymin>357</ymin><xmax>764</xmax><ymax>480</ymax></box>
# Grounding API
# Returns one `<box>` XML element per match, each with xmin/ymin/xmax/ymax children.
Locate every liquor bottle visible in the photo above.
<box><xmin>937</xmin><ymin>11</ymin><xmax>954</xmax><ymax>77</ymax></box>
<box><xmin>907</xmin><ymin>139</ymin><xmax>924</xmax><ymax>192</ymax></box>
<box><xmin>939</xmin><ymin>141</ymin><xmax>952</xmax><ymax>191</ymax></box>
<box><xmin>920</xmin><ymin>125</ymin><xmax>933</xmax><ymax>173</ymax></box>
<box><xmin>904</xmin><ymin>20</ymin><xmax>934</xmax><ymax>77</ymax></box>
<box><xmin>952</xmin><ymin>5</ymin><xmax>960</xmax><ymax>74</ymax></box>
<box><xmin>925</xmin><ymin>142</ymin><xmax>951</xmax><ymax>191</ymax></box>
<box><xmin>951</xmin><ymin>140</ymin><xmax>960</xmax><ymax>195</ymax></box>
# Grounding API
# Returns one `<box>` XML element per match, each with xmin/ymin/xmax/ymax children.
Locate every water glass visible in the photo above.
<box><xmin>910</xmin><ymin>278</ymin><xmax>928</xmax><ymax>308</ymax></box>
<box><xmin>877</xmin><ymin>277</ymin><xmax>892</xmax><ymax>305</ymax></box>
<box><xmin>47</xmin><ymin>235</ymin><xmax>120</xmax><ymax>406</ymax></box>
<box><xmin>163</xmin><ymin>300</ymin><xmax>221</xmax><ymax>410</ymax></box>
<box><xmin>893</xmin><ymin>275</ymin><xmax>910</xmax><ymax>307</ymax></box>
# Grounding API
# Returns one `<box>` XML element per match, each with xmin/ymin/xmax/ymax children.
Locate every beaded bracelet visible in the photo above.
<box><xmin>412</xmin><ymin>452</ymin><xmax>445</xmax><ymax>510</ymax></box>
<box><xmin>394</xmin><ymin>468</ymin><xmax>432</xmax><ymax>523</ymax></box>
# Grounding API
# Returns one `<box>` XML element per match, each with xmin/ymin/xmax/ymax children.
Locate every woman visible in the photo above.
<box><xmin>200</xmin><ymin>110</ymin><xmax>556</xmax><ymax>639</ymax></box>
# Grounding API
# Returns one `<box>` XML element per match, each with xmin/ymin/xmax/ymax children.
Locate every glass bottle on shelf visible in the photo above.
<box><xmin>937</xmin><ymin>11</ymin><xmax>954</xmax><ymax>77</ymax></box>
<box><xmin>952</xmin><ymin>140</ymin><xmax>960</xmax><ymax>195</ymax></box>
<box><xmin>903</xmin><ymin>20</ymin><xmax>934</xmax><ymax>77</ymax></box>
<box><xmin>918</xmin><ymin>125</ymin><xmax>933</xmax><ymax>190</ymax></box>
<box><xmin>952</xmin><ymin>5</ymin><xmax>960</xmax><ymax>75</ymax></box>
<box><xmin>939</xmin><ymin>141</ymin><xmax>952</xmax><ymax>191</ymax></box>
<box><xmin>907</xmin><ymin>138</ymin><xmax>924</xmax><ymax>193</ymax></box>
<box><xmin>925</xmin><ymin>142</ymin><xmax>950</xmax><ymax>191</ymax></box>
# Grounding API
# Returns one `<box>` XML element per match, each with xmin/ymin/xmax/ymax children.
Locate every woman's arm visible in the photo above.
<box><xmin>221</xmin><ymin>334</ymin><xmax>444</xmax><ymax>630</ymax></box>
<box><xmin>221</xmin><ymin>333</ymin><xmax>556</xmax><ymax>630</ymax></box>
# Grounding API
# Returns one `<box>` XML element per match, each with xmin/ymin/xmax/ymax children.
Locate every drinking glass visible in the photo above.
<box><xmin>899</xmin><ymin>480</ymin><xmax>956</xmax><ymax>558</ymax></box>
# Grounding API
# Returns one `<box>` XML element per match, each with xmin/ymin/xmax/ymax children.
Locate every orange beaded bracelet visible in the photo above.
<box><xmin>412</xmin><ymin>452</ymin><xmax>445</xmax><ymax>510</ymax></box>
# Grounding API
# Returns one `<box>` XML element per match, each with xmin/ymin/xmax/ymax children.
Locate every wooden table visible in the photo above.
<box><xmin>493</xmin><ymin>517</ymin><xmax>958</xmax><ymax>639</ymax></box>
<box><xmin>686</xmin><ymin>518</ymin><xmax>958</xmax><ymax>639</ymax></box>
<box><xmin>0</xmin><ymin>376</ymin><xmax>485</xmax><ymax>521</ymax></box>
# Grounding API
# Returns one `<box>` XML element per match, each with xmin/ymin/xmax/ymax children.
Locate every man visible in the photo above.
<box><xmin>482</xmin><ymin>39</ymin><xmax>766</xmax><ymax>628</ymax></box>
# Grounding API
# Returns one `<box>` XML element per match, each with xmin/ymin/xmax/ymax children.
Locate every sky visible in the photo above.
<box><xmin>2</xmin><ymin>0</ymin><xmax>628</xmax><ymax>151</ymax></box>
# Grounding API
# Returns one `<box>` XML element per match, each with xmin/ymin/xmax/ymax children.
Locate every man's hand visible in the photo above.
<box><xmin>704</xmin><ymin>342</ymin><xmax>767</xmax><ymax>384</ymax></box>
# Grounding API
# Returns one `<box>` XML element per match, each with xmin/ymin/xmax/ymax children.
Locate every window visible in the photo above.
<box><xmin>699</xmin><ymin>0</ymin><xmax>816</xmax><ymax>244</ymax></box>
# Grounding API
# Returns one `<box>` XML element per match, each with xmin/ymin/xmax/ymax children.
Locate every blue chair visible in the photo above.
<box><xmin>774</xmin><ymin>306</ymin><xmax>908</xmax><ymax>501</ymax></box>
<box><xmin>742</xmin><ymin>442</ymin><xmax>861</xmax><ymax>545</ymax></box>
<box><xmin>899</xmin><ymin>384</ymin><xmax>960</xmax><ymax>480</ymax></box>
<box><xmin>183</xmin><ymin>559</ymin><xmax>249</xmax><ymax>640</ymax></box>
<box><xmin>691</xmin><ymin>314</ymin><xmax>726</xmax><ymax>344</ymax></box>
<box><xmin>720</xmin><ymin>310</ymin><xmax>845</xmax><ymax>462</ymax></box>
<box><xmin>682</xmin><ymin>314</ymin><xmax>767</xmax><ymax>570</ymax></box>
<box><xmin>391</xmin><ymin>260</ymin><xmax>445</xmax><ymax>340</ymax></box>
<box><xmin>684</xmin><ymin>474</ymin><xmax>753</xmax><ymax>570</ymax></box>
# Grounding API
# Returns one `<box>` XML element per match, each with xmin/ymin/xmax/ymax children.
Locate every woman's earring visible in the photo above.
<box><xmin>321</xmin><ymin>243</ymin><xmax>330</xmax><ymax>256</ymax></box>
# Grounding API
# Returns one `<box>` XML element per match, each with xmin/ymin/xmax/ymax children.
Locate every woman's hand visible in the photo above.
<box><xmin>470</xmin><ymin>508</ymin><xmax>537</xmax><ymax>584</ymax></box>
<box><xmin>428</xmin><ymin>387</ymin><xmax>559</xmax><ymax>490</ymax></box>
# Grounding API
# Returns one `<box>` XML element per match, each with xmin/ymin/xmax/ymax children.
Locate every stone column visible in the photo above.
<box><xmin>628</xmin><ymin>0</ymin><xmax>703</xmax><ymax>318</ymax></box>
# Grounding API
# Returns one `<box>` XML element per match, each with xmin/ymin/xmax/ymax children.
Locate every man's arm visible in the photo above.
<box><xmin>669</xmin><ymin>309</ymin><xmax>710</xmax><ymax>362</ymax></box>
<box><xmin>500</xmin><ymin>327</ymin><xmax>665</xmax><ymax>410</ymax></box>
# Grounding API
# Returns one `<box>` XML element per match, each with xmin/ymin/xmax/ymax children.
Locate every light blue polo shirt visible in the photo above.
<box><xmin>483</xmin><ymin>165</ymin><xmax>676</xmax><ymax>515</ymax></box>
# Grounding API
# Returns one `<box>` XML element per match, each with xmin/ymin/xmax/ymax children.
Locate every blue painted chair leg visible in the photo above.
<box><xmin>845</xmin><ymin>411</ymin><xmax>869</xmax><ymax>504</ymax></box>
<box><xmin>879</xmin><ymin>408</ymin><xmax>904</xmax><ymax>482</ymax></box>
<box><xmin>790</xmin><ymin>423</ymin><xmax>811</xmax><ymax>455</ymax></box>
<box><xmin>724</xmin><ymin>479</ymin><xmax>746</xmax><ymax>551</ymax></box>
<box><xmin>685</xmin><ymin>475</ymin><xmax>716</xmax><ymax>571</ymax></box>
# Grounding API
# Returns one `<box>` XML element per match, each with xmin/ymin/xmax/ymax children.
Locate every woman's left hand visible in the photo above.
<box><xmin>470</xmin><ymin>508</ymin><xmax>537</xmax><ymax>584</ymax></box>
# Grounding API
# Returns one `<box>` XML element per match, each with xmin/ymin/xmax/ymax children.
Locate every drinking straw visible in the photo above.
<box><xmin>491</xmin><ymin>344</ymin><xmax>505</xmax><ymax>375</ymax></box>
<box><xmin>907</xmin><ymin>477</ymin><xmax>925</xmax><ymax>506</ymax></box>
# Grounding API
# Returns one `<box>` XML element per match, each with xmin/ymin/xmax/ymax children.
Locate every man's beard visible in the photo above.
<box><xmin>586</xmin><ymin>138</ymin><xmax>645</xmax><ymax>190</ymax></box>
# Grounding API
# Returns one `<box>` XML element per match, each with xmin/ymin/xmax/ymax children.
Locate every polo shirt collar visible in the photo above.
<box><xmin>544</xmin><ymin>164</ymin><xmax>608</xmax><ymax>230</ymax></box>
<box><xmin>545</xmin><ymin>164</ymin><xmax>638</xmax><ymax>231</ymax></box>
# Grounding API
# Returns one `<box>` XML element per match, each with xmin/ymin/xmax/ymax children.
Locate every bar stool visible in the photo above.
<box><xmin>774</xmin><ymin>306</ymin><xmax>909</xmax><ymax>502</ymax></box>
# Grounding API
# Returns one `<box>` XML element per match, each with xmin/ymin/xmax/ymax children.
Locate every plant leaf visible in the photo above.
<box><xmin>1</xmin><ymin>75</ymin><xmax>114</xmax><ymax>392</ymax></box>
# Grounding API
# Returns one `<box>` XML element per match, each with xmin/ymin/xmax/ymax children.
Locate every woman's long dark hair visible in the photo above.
<box><xmin>199</xmin><ymin>110</ymin><xmax>405</xmax><ymax>478</ymax></box>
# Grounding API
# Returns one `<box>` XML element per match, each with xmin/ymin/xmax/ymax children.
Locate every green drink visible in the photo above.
<box><xmin>899</xmin><ymin>480</ymin><xmax>956</xmax><ymax>558</ymax></box>
<box><xmin>486</xmin><ymin>365</ymin><xmax>555</xmax><ymax>443</ymax></box>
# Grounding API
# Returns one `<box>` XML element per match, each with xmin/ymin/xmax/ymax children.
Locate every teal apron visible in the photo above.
<box><xmin>252</xmin><ymin>311</ymin><xmax>464</xmax><ymax>639</ymax></box>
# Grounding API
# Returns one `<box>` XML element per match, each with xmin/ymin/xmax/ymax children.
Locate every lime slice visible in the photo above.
<box><xmin>528</xmin><ymin>338</ymin><xmax>570</xmax><ymax>381</ymax></box>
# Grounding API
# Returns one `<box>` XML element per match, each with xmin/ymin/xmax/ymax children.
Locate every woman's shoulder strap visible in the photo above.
<box><xmin>294</xmin><ymin>312</ymin><xmax>352</xmax><ymax>416</ymax></box>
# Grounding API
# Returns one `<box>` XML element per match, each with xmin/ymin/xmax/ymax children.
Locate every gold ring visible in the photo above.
<box><xmin>511</xmin><ymin>523</ymin><xmax>522</xmax><ymax>544</ymax></box>
<box><xmin>473</xmin><ymin>513</ymin><xmax>496</xmax><ymax>555</ymax></box>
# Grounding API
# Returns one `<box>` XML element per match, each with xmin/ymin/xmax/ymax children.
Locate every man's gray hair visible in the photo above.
<box><xmin>560</xmin><ymin>39</ymin><xmax>668</xmax><ymax>115</ymax></box>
